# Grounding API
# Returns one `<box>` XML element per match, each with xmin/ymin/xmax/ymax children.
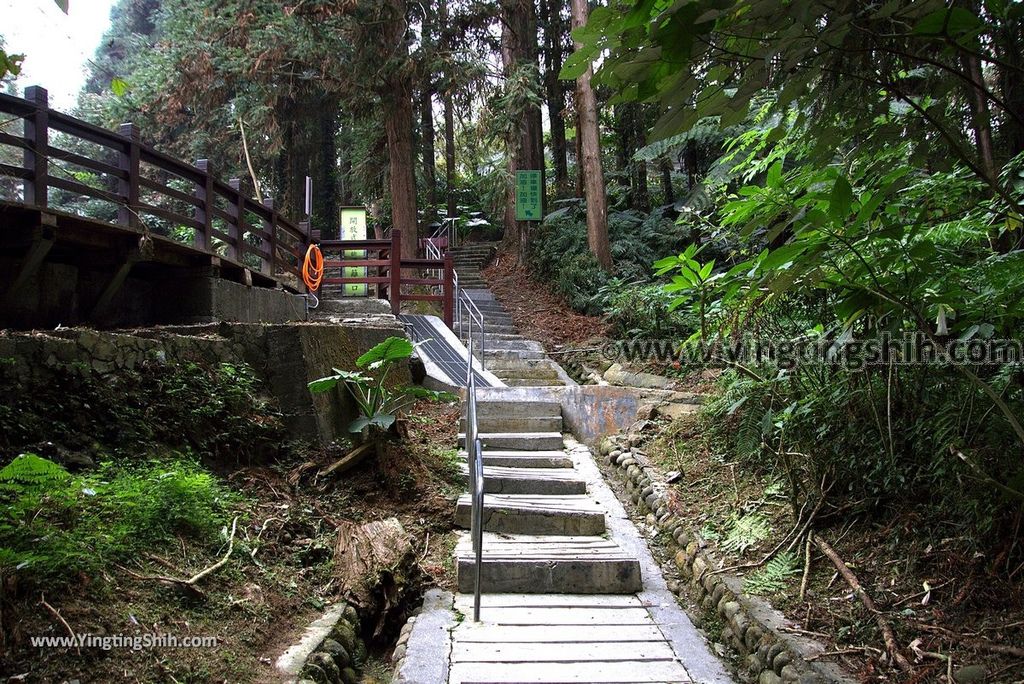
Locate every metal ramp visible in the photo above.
<box><xmin>400</xmin><ymin>314</ymin><xmax>498</xmax><ymax>388</ymax></box>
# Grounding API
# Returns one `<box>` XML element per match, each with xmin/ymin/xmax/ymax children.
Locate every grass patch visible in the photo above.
<box><xmin>0</xmin><ymin>452</ymin><xmax>237</xmax><ymax>583</ymax></box>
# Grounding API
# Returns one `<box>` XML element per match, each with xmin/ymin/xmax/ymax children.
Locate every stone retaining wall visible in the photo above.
<box><xmin>275</xmin><ymin>602</ymin><xmax>368</xmax><ymax>684</ymax></box>
<box><xmin>599</xmin><ymin>433</ymin><xmax>856</xmax><ymax>684</ymax></box>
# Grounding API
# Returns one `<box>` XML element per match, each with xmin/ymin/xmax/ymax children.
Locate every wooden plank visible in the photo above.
<box><xmin>454</xmin><ymin>624</ymin><xmax>666</xmax><ymax>643</ymax></box>
<box><xmin>451</xmin><ymin>639</ymin><xmax>678</xmax><ymax>663</ymax></box>
<box><xmin>449</xmin><ymin>660</ymin><xmax>690</xmax><ymax>683</ymax></box>
<box><xmin>139</xmin><ymin>176</ymin><xmax>203</xmax><ymax>208</ymax></box>
<box><xmin>451</xmin><ymin>607</ymin><xmax>653</xmax><ymax>626</ymax></box>
<box><xmin>49</xmin><ymin>145</ymin><xmax>125</xmax><ymax>178</ymax></box>
<box><xmin>135</xmin><ymin>201</ymin><xmax>201</xmax><ymax>231</ymax></box>
<box><xmin>453</xmin><ymin>594</ymin><xmax>642</xmax><ymax>609</ymax></box>
<box><xmin>48</xmin><ymin>175</ymin><xmax>124</xmax><ymax>204</ymax></box>
<box><xmin>2</xmin><ymin>220</ymin><xmax>56</xmax><ymax>306</ymax></box>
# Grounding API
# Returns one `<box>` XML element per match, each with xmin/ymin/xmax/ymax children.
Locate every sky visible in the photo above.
<box><xmin>2</xmin><ymin>0</ymin><xmax>117</xmax><ymax>111</ymax></box>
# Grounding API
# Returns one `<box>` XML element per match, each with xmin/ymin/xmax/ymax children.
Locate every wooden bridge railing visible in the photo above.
<box><xmin>0</xmin><ymin>86</ymin><xmax>309</xmax><ymax>287</ymax></box>
<box><xmin>319</xmin><ymin>229</ymin><xmax>455</xmax><ymax>326</ymax></box>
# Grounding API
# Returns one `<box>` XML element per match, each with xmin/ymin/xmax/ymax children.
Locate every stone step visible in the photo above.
<box><xmin>492</xmin><ymin>366</ymin><xmax>563</xmax><ymax>380</ymax></box>
<box><xmin>484</xmin><ymin>358</ymin><xmax>556</xmax><ymax>370</ymax></box>
<box><xmin>501</xmin><ymin>377</ymin><xmax>568</xmax><ymax>387</ymax></box>
<box><xmin>458</xmin><ymin>323</ymin><xmax>517</xmax><ymax>334</ymax></box>
<box><xmin>467</xmin><ymin>449</ymin><xmax>574</xmax><ymax>468</ymax></box>
<box><xmin>459</xmin><ymin>332</ymin><xmax>527</xmax><ymax>343</ymax></box>
<box><xmin>460</xmin><ymin>415</ymin><xmax>563</xmax><ymax>433</ymax></box>
<box><xmin>478</xmin><ymin>340</ymin><xmax>544</xmax><ymax>352</ymax></box>
<box><xmin>458</xmin><ymin>431</ymin><xmax>564</xmax><ymax>451</ymax></box>
<box><xmin>455</xmin><ymin>495</ymin><xmax>606</xmax><ymax>535</ymax></box>
<box><xmin>458</xmin><ymin>464</ymin><xmax>586</xmax><ymax>495</ymax></box>
<box><xmin>484</xmin><ymin>349</ymin><xmax>545</xmax><ymax>360</ymax></box>
<box><xmin>454</xmin><ymin>534</ymin><xmax>640</xmax><ymax>593</ymax></box>
<box><xmin>475</xmin><ymin>400</ymin><xmax>562</xmax><ymax>418</ymax></box>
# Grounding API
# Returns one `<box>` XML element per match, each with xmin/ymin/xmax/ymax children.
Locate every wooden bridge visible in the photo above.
<box><xmin>0</xmin><ymin>86</ymin><xmax>453</xmax><ymax>328</ymax></box>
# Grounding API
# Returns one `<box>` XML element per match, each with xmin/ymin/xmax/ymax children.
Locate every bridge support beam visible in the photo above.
<box><xmin>90</xmin><ymin>235</ymin><xmax>154</xmax><ymax>321</ymax></box>
<box><xmin>3</xmin><ymin>216</ymin><xmax>57</xmax><ymax>308</ymax></box>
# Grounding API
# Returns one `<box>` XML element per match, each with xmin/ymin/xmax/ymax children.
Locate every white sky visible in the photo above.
<box><xmin>2</xmin><ymin>0</ymin><xmax>117</xmax><ymax>111</ymax></box>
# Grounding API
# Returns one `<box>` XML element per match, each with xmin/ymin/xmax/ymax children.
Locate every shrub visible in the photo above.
<box><xmin>0</xmin><ymin>453</ymin><xmax>235</xmax><ymax>583</ymax></box>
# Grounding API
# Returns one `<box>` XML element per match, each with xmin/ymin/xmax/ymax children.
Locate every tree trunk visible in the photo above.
<box><xmin>659</xmin><ymin>155</ymin><xmax>675</xmax><ymax>206</ymax></box>
<box><xmin>420</xmin><ymin>87</ymin><xmax>438</xmax><ymax>222</ymax></box>
<box><xmin>314</xmin><ymin>96</ymin><xmax>340</xmax><ymax>235</ymax></box>
<box><xmin>685</xmin><ymin>139</ymin><xmax>698</xmax><ymax>192</ymax></box>
<box><xmin>570</xmin><ymin>0</ymin><xmax>611</xmax><ymax>271</ymax></box>
<box><xmin>574</xmin><ymin>103</ymin><xmax>584</xmax><ymax>197</ymax></box>
<box><xmin>381</xmin><ymin>0</ymin><xmax>418</xmax><ymax>266</ymax></box>
<box><xmin>500</xmin><ymin>0</ymin><xmax>545</xmax><ymax>265</ymax></box>
<box><xmin>443</xmin><ymin>91</ymin><xmax>458</xmax><ymax>219</ymax></box>
<box><xmin>541</xmin><ymin>0</ymin><xmax>569</xmax><ymax>198</ymax></box>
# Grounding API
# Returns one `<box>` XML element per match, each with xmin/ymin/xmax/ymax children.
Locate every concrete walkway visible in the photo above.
<box><xmin>395</xmin><ymin>255</ymin><xmax>733</xmax><ymax>684</ymax></box>
<box><xmin>397</xmin><ymin>395</ymin><xmax>733</xmax><ymax>684</ymax></box>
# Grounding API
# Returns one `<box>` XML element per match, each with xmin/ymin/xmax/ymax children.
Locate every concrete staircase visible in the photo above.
<box><xmin>453</xmin><ymin>248</ymin><xmax>571</xmax><ymax>387</ymax></box>
<box><xmin>453</xmin><ymin>398</ymin><xmax>640</xmax><ymax>595</ymax></box>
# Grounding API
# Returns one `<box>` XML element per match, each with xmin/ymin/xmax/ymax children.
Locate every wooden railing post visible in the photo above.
<box><xmin>443</xmin><ymin>252</ymin><xmax>454</xmax><ymax>328</ymax></box>
<box><xmin>229</xmin><ymin>178</ymin><xmax>246</xmax><ymax>263</ymax></box>
<box><xmin>117</xmin><ymin>123</ymin><xmax>140</xmax><ymax>229</ymax></box>
<box><xmin>23</xmin><ymin>86</ymin><xmax>49</xmax><ymax>208</ymax></box>
<box><xmin>261</xmin><ymin>198</ymin><xmax>276</xmax><ymax>276</ymax></box>
<box><xmin>390</xmin><ymin>229</ymin><xmax>402</xmax><ymax>314</ymax></box>
<box><xmin>194</xmin><ymin>159</ymin><xmax>214</xmax><ymax>251</ymax></box>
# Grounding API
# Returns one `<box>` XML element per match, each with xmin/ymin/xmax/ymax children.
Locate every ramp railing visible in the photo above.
<box><xmin>464</xmin><ymin>331</ymin><xmax>484</xmax><ymax>622</ymax></box>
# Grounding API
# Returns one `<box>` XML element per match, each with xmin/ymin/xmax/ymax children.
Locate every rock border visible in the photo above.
<box><xmin>599</xmin><ymin>433</ymin><xmax>857</xmax><ymax>684</ymax></box>
<box><xmin>390</xmin><ymin>588</ymin><xmax>456</xmax><ymax>684</ymax></box>
<box><xmin>276</xmin><ymin>601</ymin><xmax>368</xmax><ymax>684</ymax></box>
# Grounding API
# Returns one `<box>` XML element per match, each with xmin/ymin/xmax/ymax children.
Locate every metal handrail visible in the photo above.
<box><xmin>458</xmin><ymin>291</ymin><xmax>486</xmax><ymax>370</ymax></box>
<box><xmin>424</xmin><ymin>240</ymin><xmax>444</xmax><ymax>295</ymax></box>
<box><xmin>465</xmin><ymin>332</ymin><xmax>484</xmax><ymax>622</ymax></box>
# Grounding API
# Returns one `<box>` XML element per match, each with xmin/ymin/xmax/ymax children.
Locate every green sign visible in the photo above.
<box><xmin>341</xmin><ymin>207</ymin><xmax>368</xmax><ymax>297</ymax></box>
<box><xmin>515</xmin><ymin>170</ymin><xmax>543</xmax><ymax>221</ymax></box>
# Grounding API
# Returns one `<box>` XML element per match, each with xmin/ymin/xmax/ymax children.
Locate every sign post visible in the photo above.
<box><xmin>340</xmin><ymin>207</ymin><xmax>368</xmax><ymax>297</ymax></box>
<box><xmin>515</xmin><ymin>170</ymin><xmax>543</xmax><ymax>221</ymax></box>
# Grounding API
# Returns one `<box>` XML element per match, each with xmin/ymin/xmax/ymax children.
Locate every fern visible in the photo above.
<box><xmin>720</xmin><ymin>512</ymin><xmax>772</xmax><ymax>554</ymax></box>
<box><xmin>0</xmin><ymin>453</ymin><xmax>70</xmax><ymax>491</ymax></box>
<box><xmin>744</xmin><ymin>551</ymin><xmax>801</xmax><ymax>595</ymax></box>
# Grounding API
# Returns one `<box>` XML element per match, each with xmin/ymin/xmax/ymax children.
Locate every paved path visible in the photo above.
<box><xmin>395</xmin><ymin>259</ymin><xmax>733</xmax><ymax>684</ymax></box>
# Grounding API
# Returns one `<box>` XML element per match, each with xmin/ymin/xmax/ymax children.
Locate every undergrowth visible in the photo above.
<box><xmin>0</xmin><ymin>452</ymin><xmax>237</xmax><ymax>584</ymax></box>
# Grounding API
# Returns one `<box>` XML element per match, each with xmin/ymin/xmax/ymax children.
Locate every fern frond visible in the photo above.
<box><xmin>744</xmin><ymin>551</ymin><xmax>801</xmax><ymax>595</ymax></box>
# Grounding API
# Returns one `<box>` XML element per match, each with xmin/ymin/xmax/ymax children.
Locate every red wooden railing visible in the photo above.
<box><xmin>0</xmin><ymin>86</ymin><xmax>308</xmax><ymax>287</ymax></box>
<box><xmin>319</xmin><ymin>229</ymin><xmax>455</xmax><ymax>326</ymax></box>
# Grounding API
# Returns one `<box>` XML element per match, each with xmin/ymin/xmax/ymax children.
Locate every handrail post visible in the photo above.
<box><xmin>117</xmin><ymin>123</ymin><xmax>140</xmax><ymax>229</ymax></box>
<box><xmin>195</xmin><ymin>159</ymin><xmax>214</xmax><ymax>251</ymax></box>
<box><xmin>23</xmin><ymin>86</ymin><xmax>49</xmax><ymax>208</ymax></box>
<box><xmin>443</xmin><ymin>252</ymin><xmax>454</xmax><ymax>328</ymax></box>
<box><xmin>389</xmin><ymin>229</ymin><xmax>402</xmax><ymax>314</ymax></box>
<box><xmin>229</xmin><ymin>178</ymin><xmax>246</xmax><ymax>263</ymax></box>
<box><xmin>261</xmin><ymin>198</ymin><xmax>276</xmax><ymax>276</ymax></box>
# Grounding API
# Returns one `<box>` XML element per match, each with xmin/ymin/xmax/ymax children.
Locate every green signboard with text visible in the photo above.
<box><xmin>341</xmin><ymin>207</ymin><xmax>368</xmax><ymax>297</ymax></box>
<box><xmin>515</xmin><ymin>170</ymin><xmax>543</xmax><ymax>221</ymax></box>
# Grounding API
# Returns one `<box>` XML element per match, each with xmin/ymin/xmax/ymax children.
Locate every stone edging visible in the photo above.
<box><xmin>599</xmin><ymin>434</ymin><xmax>857</xmax><ymax>684</ymax></box>
<box><xmin>275</xmin><ymin>602</ymin><xmax>368</xmax><ymax>684</ymax></box>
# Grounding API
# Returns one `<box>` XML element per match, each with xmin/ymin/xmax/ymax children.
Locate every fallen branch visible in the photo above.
<box><xmin>120</xmin><ymin>517</ymin><xmax>239</xmax><ymax>599</ymax></box>
<box><xmin>799</xmin><ymin>531</ymin><xmax>813</xmax><ymax>601</ymax></box>
<box><xmin>814</xmin><ymin>535</ymin><xmax>913</xmax><ymax>673</ymax></box>
<box><xmin>911</xmin><ymin>622</ymin><xmax>1024</xmax><ymax>658</ymax></box>
<box><xmin>40</xmin><ymin>593</ymin><xmax>78</xmax><ymax>654</ymax></box>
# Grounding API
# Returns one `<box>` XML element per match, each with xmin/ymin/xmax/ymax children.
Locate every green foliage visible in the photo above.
<box><xmin>744</xmin><ymin>551</ymin><xmax>801</xmax><ymax>595</ymax></box>
<box><xmin>528</xmin><ymin>205</ymin><xmax>689</xmax><ymax>315</ymax></box>
<box><xmin>720</xmin><ymin>511</ymin><xmax>772</xmax><ymax>554</ymax></box>
<box><xmin>0</xmin><ymin>359</ymin><xmax>284</xmax><ymax>460</ymax></box>
<box><xmin>596</xmin><ymin>280</ymin><xmax>697</xmax><ymax>340</ymax></box>
<box><xmin>0</xmin><ymin>453</ymin><xmax>234</xmax><ymax>582</ymax></box>
<box><xmin>309</xmin><ymin>337</ymin><xmax>453</xmax><ymax>435</ymax></box>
